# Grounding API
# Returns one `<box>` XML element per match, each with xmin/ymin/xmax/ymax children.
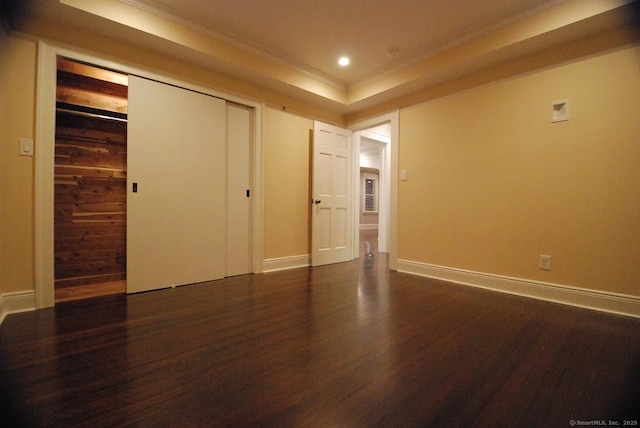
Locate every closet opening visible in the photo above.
<box><xmin>54</xmin><ymin>57</ymin><xmax>129</xmax><ymax>302</ymax></box>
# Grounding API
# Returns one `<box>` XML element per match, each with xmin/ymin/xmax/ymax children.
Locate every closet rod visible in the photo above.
<box><xmin>56</xmin><ymin>107</ymin><xmax>128</xmax><ymax>123</ymax></box>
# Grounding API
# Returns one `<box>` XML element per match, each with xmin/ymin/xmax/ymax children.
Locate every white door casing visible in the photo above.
<box><xmin>312</xmin><ymin>121</ymin><xmax>352</xmax><ymax>266</ymax></box>
<box><xmin>127</xmin><ymin>76</ymin><xmax>227</xmax><ymax>293</ymax></box>
<box><xmin>349</xmin><ymin>111</ymin><xmax>398</xmax><ymax>269</ymax></box>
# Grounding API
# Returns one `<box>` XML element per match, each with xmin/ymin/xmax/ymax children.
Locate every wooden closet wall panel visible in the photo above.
<box><xmin>54</xmin><ymin>111</ymin><xmax>127</xmax><ymax>288</ymax></box>
<box><xmin>127</xmin><ymin>76</ymin><xmax>227</xmax><ymax>294</ymax></box>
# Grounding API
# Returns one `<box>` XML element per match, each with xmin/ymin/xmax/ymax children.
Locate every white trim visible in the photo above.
<box><xmin>252</xmin><ymin>105</ymin><xmax>265</xmax><ymax>274</ymax></box>
<box><xmin>263</xmin><ymin>255</ymin><xmax>310</xmax><ymax>273</ymax></box>
<box><xmin>0</xmin><ymin>291</ymin><xmax>36</xmax><ymax>325</ymax></box>
<box><xmin>397</xmin><ymin>259</ymin><xmax>640</xmax><ymax>319</ymax></box>
<box><xmin>35</xmin><ymin>40</ymin><xmax>265</xmax><ymax>307</ymax></box>
<box><xmin>35</xmin><ymin>41</ymin><xmax>56</xmax><ymax>309</ymax></box>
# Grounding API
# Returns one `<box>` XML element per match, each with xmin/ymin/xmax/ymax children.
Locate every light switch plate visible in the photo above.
<box><xmin>19</xmin><ymin>138</ymin><xmax>34</xmax><ymax>156</ymax></box>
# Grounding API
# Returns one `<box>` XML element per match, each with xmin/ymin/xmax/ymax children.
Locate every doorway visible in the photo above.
<box><xmin>54</xmin><ymin>57</ymin><xmax>128</xmax><ymax>302</ymax></box>
<box><xmin>359</xmin><ymin>144</ymin><xmax>383</xmax><ymax>258</ymax></box>
<box><xmin>353</xmin><ymin>121</ymin><xmax>393</xmax><ymax>261</ymax></box>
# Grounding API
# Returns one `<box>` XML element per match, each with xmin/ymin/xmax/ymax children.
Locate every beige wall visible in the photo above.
<box><xmin>264</xmin><ymin>108</ymin><xmax>313</xmax><ymax>259</ymax></box>
<box><xmin>398</xmin><ymin>45</ymin><xmax>640</xmax><ymax>296</ymax></box>
<box><xmin>2</xmin><ymin>28</ymin><xmax>639</xmax><ymax>303</ymax></box>
<box><xmin>0</xmin><ymin>34</ymin><xmax>36</xmax><ymax>295</ymax></box>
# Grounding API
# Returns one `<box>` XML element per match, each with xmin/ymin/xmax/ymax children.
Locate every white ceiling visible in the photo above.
<box><xmin>21</xmin><ymin>0</ymin><xmax>638</xmax><ymax>117</ymax></box>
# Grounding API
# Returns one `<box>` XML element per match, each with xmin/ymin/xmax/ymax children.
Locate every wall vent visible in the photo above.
<box><xmin>552</xmin><ymin>99</ymin><xmax>569</xmax><ymax>122</ymax></box>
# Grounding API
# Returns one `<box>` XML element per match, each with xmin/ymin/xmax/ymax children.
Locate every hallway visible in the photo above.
<box><xmin>359</xmin><ymin>228</ymin><xmax>378</xmax><ymax>256</ymax></box>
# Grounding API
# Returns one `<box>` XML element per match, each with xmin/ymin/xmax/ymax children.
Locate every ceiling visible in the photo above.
<box><xmin>122</xmin><ymin>0</ymin><xmax>561</xmax><ymax>86</ymax></box>
<box><xmin>19</xmin><ymin>0</ymin><xmax>639</xmax><ymax>117</ymax></box>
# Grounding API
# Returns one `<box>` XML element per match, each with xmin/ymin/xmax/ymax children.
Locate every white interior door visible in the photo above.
<box><xmin>312</xmin><ymin>121</ymin><xmax>352</xmax><ymax>266</ymax></box>
<box><xmin>226</xmin><ymin>103</ymin><xmax>251</xmax><ymax>276</ymax></box>
<box><xmin>127</xmin><ymin>76</ymin><xmax>226</xmax><ymax>293</ymax></box>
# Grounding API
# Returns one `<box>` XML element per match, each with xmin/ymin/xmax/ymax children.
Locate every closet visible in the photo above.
<box><xmin>54</xmin><ymin>58</ymin><xmax>128</xmax><ymax>302</ymax></box>
<box><xmin>54</xmin><ymin>59</ymin><xmax>252</xmax><ymax>301</ymax></box>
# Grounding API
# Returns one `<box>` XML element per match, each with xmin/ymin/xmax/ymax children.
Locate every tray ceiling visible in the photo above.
<box><xmin>20</xmin><ymin>0</ymin><xmax>640</xmax><ymax>116</ymax></box>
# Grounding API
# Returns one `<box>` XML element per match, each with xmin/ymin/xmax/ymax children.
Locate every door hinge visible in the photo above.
<box><xmin>246</xmin><ymin>189</ymin><xmax>250</xmax><ymax>197</ymax></box>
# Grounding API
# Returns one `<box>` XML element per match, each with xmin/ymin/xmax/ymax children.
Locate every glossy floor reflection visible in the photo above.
<box><xmin>1</xmin><ymin>250</ymin><xmax>639</xmax><ymax>426</ymax></box>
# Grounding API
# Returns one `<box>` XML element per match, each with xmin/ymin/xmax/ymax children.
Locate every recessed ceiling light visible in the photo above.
<box><xmin>338</xmin><ymin>56</ymin><xmax>350</xmax><ymax>66</ymax></box>
<box><xmin>386</xmin><ymin>47</ymin><xmax>400</xmax><ymax>59</ymax></box>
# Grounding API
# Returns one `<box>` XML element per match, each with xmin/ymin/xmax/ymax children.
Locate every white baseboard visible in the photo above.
<box><xmin>397</xmin><ymin>259</ymin><xmax>640</xmax><ymax>319</ymax></box>
<box><xmin>263</xmin><ymin>254</ymin><xmax>310</xmax><ymax>273</ymax></box>
<box><xmin>0</xmin><ymin>290</ymin><xmax>36</xmax><ymax>325</ymax></box>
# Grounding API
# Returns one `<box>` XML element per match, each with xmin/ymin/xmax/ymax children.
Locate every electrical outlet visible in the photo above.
<box><xmin>539</xmin><ymin>255</ymin><xmax>552</xmax><ymax>271</ymax></box>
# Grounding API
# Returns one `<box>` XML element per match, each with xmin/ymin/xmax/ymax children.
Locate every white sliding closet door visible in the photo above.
<box><xmin>127</xmin><ymin>76</ymin><xmax>226</xmax><ymax>294</ymax></box>
<box><xmin>226</xmin><ymin>103</ymin><xmax>251</xmax><ymax>277</ymax></box>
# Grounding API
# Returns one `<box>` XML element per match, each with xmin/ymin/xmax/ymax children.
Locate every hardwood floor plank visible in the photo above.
<box><xmin>1</xmin><ymin>256</ymin><xmax>639</xmax><ymax>427</ymax></box>
<box><xmin>55</xmin><ymin>280</ymin><xmax>126</xmax><ymax>302</ymax></box>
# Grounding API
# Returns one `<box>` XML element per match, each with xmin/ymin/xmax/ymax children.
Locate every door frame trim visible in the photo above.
<box><xmin>349</xmin><ymin>111</ymin><xmax>399</xmax><ymax>270</ymax></box>
<box><xmin>35</xmin><ymin>41</ymin><xmax>265</xmax><ymax>308</ymax></box>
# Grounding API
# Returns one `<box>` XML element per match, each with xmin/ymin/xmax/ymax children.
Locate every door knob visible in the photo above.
<box><xmin>314</xmin><ymin>199</ymin><xmax>322</xmax><ymax>204</ymax></box>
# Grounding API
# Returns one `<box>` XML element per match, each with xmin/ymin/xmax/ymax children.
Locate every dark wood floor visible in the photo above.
<box><xmin>55</xmin><ymin>279</ymin><xmax>127</xmax><ymax>303</ymax></box>
<box><xmin>1</xmin><ymin>253</ymin><xmax>639</xmax><ymax>427</ymax></box>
